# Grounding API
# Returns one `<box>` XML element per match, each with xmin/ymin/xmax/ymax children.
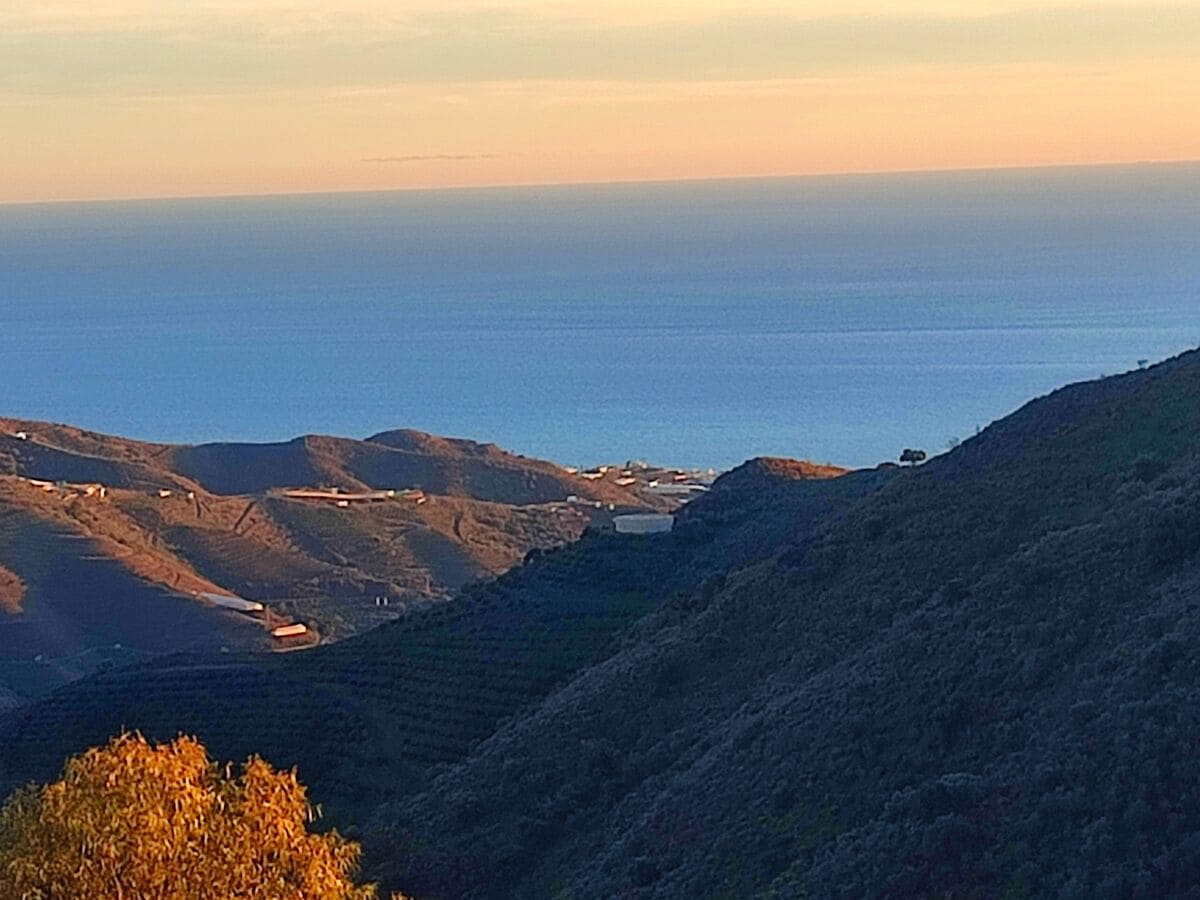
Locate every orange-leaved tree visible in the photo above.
<box><xmin>0</xmin><ymin>733</ymin><xmax>398</xmax><ymax>899</ymax></box>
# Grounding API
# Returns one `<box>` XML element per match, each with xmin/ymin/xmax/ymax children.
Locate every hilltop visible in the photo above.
<box><xmin>5</xmin><ymin>350</ymin><xmax>1200</xmax><ymax>896</ymax></box>
<box><xmin>0</xmin><ymin>419</ymin><xmax>651</xmax><ymax>507</ymax></box>
<box><xmin>0</xmin><ymin>420</ymin><xmax>673</xmax><ymax>702</ymax></box>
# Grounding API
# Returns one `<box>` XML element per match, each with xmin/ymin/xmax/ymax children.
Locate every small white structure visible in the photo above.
<box><xmin>614</xmin><ymin>514</ymin><xmax>675</xmax><ymax>535</ymax></box>
<box><xmin>158</xmin><ymin>489</ymin><xmax>173</xmax><ymax>498</ymax></box>
<box><xmin>199</xmin><ymin>591</ymin><xmax>265</xmax><ymax>613</ymax></box>
<box><xmin>272</xmin><ymin>623</ymin><xmax>308</xmax><ymax>639</ymax></box>
<box><xmin>282</xmin><ymin>488</ymin><xmax>399</xmax><ymax>504</ymax></box>
<box><xmin>13</xmin><ymin>431</ymin><xmax>28</xmax><ymax>441</ymax></box>
<box><xmin>615</xmin><ymin>477</ymin><xmax>637</xmax><ymax>487</ymax></box>
<box><xmin>647</xmin><ymin>483</ymin><xmax>709</xmax><ymax>498</ymax></box>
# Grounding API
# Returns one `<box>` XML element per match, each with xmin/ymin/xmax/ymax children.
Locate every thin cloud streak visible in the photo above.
<box><xmin>1</xmin><ymin>3</ymin><xmax>1198</xmax><ymax>96</ymax></box>
<box><xmin>363</xmin><ymin>153</ymin><xmax>508</xmax><ymax>163</ymax></box>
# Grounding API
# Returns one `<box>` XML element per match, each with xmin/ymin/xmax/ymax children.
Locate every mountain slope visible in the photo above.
<box><xmin>0</xmin><ymin>420</ymin><xmax>640</xmax><ymax>507</ymax></box>
<box><xmin>5</xmin><ymin>352</ymin><xmax>1198</xmax><ymax>897</ymax></box>
<box><xmin>0</xmin><ymin>455</ymin><xmax>875</xmax><ymax>828</ymax></box>
<box><xmin>0</xmin><ymin>506</ymin><xmax>267</xmax><ymax>700</ymax></box>
<box><xmin>0</xmin><ymin>421</ymin><xmax>659</xmax><ymax>702</ymax></box>
<box><xmin>368</xmin><ymin>349</ymin><xmax>1200</xmax><ymax>898</ymax></box>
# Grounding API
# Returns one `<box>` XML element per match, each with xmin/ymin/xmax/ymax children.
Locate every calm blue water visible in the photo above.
<box><xmin>2</xmin><ymin>164</ymin><xmax>1198</xmax><ymax>470</ymax></box>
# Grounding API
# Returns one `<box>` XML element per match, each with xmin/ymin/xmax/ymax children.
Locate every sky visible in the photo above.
<box><xmin>2</xmin><ymin>1</ymin><xmax>1198</xmax><ymax>202</ymax></box>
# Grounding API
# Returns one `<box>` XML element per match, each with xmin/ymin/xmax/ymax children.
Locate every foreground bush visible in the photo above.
<box><xmin>0</xmin><ymin>733</ymin><xmax>388</xmax><ymax>899</ymax></box>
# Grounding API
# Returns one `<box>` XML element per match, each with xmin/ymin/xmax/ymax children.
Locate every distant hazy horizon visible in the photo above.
<box><xmin>3</xmin><ymin>159</ymin><xmax>1196</xmax><ymax>209</ymax></box>
<box><xmin>2</xmin><ymin>162</ymin><xmax>1198</xmax><ymax>469</ymax></box>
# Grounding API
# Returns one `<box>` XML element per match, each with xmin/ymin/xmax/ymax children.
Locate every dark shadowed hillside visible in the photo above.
<box><xmin>366</xmin><ymin>349</ymin><xmax>1200</xmax><ymax>898</ymax></box>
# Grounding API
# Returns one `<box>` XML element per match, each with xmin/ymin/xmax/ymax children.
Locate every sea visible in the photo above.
<box><xmin>2</xmin><ymin>163</ymin><xmax>1198</xmax><ymax>471</ymax></box>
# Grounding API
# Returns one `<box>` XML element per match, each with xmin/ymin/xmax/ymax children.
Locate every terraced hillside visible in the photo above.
<box><xmin>0</xmin><ymin>459</ymin><xmax>881</xmax><ymax>829</ymax></box>
<box><xmin>0</xmin><ymin>420</ymin><xmax>662</xmax><ymax>702</ymax></box>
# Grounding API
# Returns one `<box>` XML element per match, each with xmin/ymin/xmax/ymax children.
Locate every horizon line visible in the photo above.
<box><xmin>4</xmin><ymin>156</ymin><xmax>1198</xmax><ymax>209</ymax></box>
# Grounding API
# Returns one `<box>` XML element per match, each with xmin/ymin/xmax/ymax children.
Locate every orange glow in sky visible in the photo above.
<box><xmin>2</xmin><ymin>2</ymin><xmax>1198</xmax><ymax>202</ymax></box>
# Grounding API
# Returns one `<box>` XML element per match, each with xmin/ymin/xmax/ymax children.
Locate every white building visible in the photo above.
<box><xmin>199</xmin><ymin>591</ymin><xmax>265</xmax><ymax>613</ymax></box>
<box><xmin>614</xmin><ymin>514</ymin><xmax>675</xmax><ymax>535</ymax></box>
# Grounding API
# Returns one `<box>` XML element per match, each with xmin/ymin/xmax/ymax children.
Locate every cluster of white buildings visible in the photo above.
<box><xmin>24</xmin><ymin>478</ymin><xmax>108</xmax><ymax>499</ymax></box>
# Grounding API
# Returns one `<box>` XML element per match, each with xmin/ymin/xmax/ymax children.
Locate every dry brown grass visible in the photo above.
<box><xmin>0</xmin><ymin>563</ymin><xmax>24</xmax><ymax>615</ymax></box>
<box><xmin>0</xmin><ymin>478</ymin><xmax>223</xmax><ymax>598</ymax></box>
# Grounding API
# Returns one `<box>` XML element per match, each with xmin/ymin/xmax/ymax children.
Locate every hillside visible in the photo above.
<box><xmin>4</xmin><ymin>351</ymin><xmax>1199</xmax><ymax>897</ymax></box>
<box><xmin>369</xmin><ymin>349</ymin><xmax>1200</xmax><ymax>898</ymax></box>
<box><xmin>0</xmin><ymin>562</ymin><xmax>23</xmax><ymax>614</ymax></box>
<box><xmin>0</xmin><ymin>420</ymin><xmax>662</xmax><ymax>702</ymax></box>
<box><xmin>0</xmin><ymin>453</ymin><xmax>870</xmax><ymax>823</ymax></box>
<box><xmin>0</xmin><ymin>419</ymin><xmax>645</xmax><ymax>507</ymax></box>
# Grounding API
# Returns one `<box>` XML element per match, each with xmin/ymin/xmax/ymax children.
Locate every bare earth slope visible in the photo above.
<box><xmin>0</xmin><ymin>562</ymin><xmax>24</xmax><ymax>614</ymax></box>
<box><xmin>0</xmin><ymin>507</ymin><xmax>267</xmax><ymax>701</ymax></box>
<box><xmin>0</xmin><ymin>421</ymin><xmax>656</xmax><ymax>702</ymax></box>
